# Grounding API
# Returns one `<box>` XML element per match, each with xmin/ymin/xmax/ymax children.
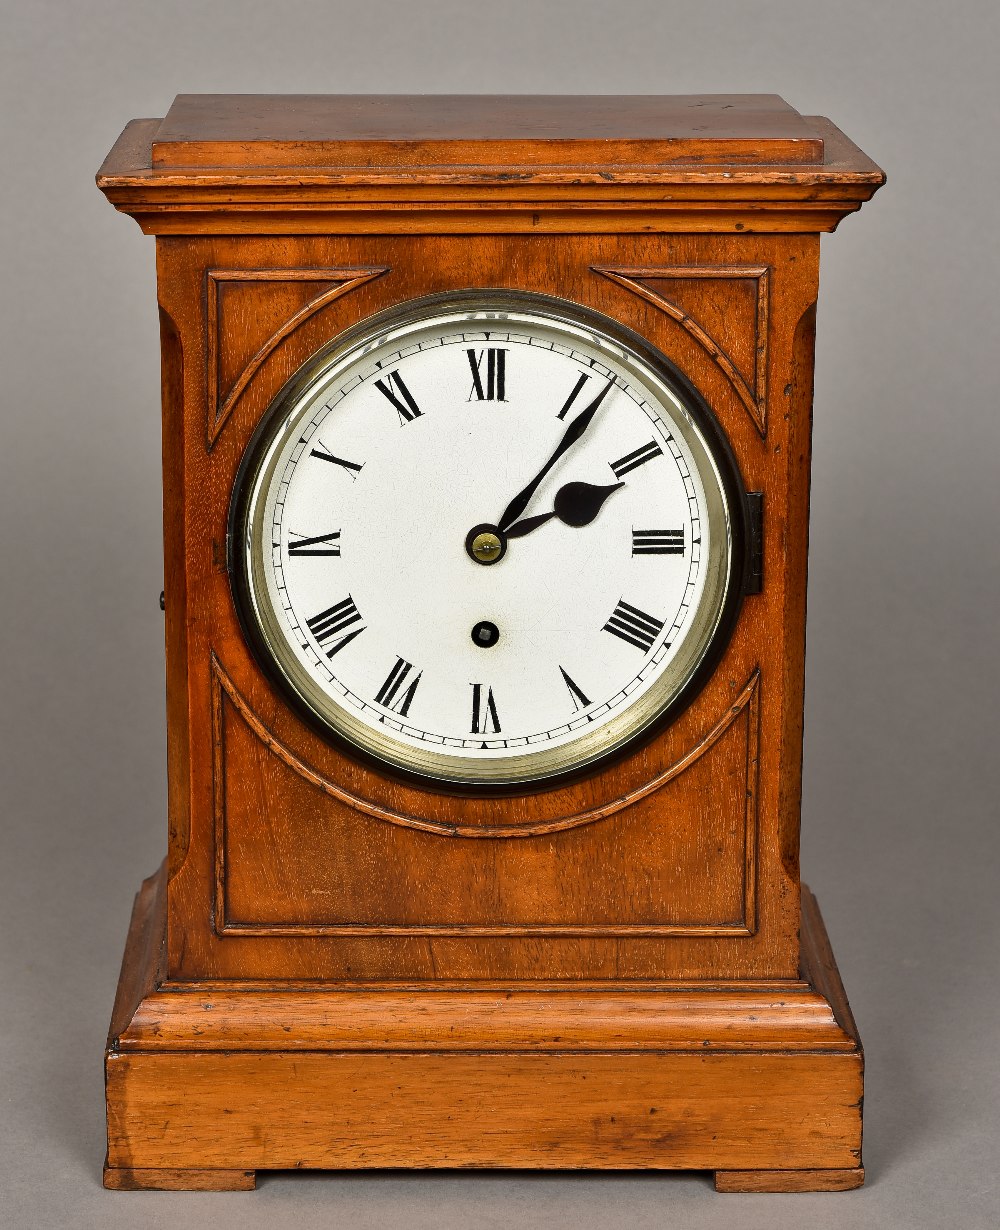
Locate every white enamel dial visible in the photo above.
<box><xmin>232</xmin><ymin>294</ymin><xmax>740</xmax><ymax>785</ymax></box>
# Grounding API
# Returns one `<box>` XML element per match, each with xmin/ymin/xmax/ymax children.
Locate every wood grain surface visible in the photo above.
<box><xmin>143</xmin><ymin>227</ymin><xmax>818</xmax><ymax>984</ymax></box>
<box><xmin>150</xmin><ymin>94</ymin><xmax>826</xmax><ymax>169</ymax></box>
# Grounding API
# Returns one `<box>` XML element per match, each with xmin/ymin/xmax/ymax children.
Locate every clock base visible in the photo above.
<box><xmin>104</xmin><ymin>867</ymin><xmax>863</xmax><ymax>1192</ymax></box>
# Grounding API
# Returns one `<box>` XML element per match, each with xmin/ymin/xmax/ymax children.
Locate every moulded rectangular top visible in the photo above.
<box><xmin>150</xmin><ymin>93</ymin><xmax>827</xmax><ymax>170</ymax></box>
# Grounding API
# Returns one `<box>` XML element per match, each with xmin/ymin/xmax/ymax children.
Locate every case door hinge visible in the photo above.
<box><xmin>745</xmin><ymin>492</ymin><xmax>764</xmax><ymax>595</ymax></box>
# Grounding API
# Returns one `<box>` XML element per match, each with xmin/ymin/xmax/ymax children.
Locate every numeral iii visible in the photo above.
<box><xmin>632</xmin><ymin>528</ymin><xmax>684</xmax><ymax>555</ymax></box>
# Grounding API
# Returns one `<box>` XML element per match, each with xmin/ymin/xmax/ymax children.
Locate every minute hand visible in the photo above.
<box><xmin>497</xmin><ymin>379</ymin><xmax>616</xmax><ymax>533</ymax></box>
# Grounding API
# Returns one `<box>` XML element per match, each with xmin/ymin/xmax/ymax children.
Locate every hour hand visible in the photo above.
<box><xmin>505</xmin><ymin>481</ymin><xmax>624</xmax><ymax>539</ymax></box>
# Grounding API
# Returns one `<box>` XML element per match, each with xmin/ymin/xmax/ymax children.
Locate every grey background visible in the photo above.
<box><xmin>1</xmin><ymin>1</ymin><xmax>997</xmax><ymax>1226</ymax></box>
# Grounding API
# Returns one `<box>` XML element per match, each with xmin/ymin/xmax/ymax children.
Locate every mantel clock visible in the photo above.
<box><xmin>97</xmin><ymin>94</ymin><xmax>883</xmax><ymax>1193</ymax></box>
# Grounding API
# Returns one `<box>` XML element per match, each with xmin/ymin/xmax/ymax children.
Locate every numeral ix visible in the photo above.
<box><xmin>289</xmin><ymin>531</ymin><xmax>341</xmax><ymax>557</ymax></box>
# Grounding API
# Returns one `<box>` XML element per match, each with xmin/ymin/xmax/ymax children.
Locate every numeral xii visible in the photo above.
<box><xmin>467</xmin><ymin>348</ymin><xmax>507</xmax><ymax>401</ymax></box>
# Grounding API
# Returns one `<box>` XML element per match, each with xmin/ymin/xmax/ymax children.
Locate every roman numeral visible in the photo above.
<box><xmin>310</xmin><ymin>447</ymin><xmax>363</xmax><ymax>478</ymax></box>
<box><xmin>288</xmin><ymin>530</ymin><xmax>341</xmax><ymax>557</ymax></box>
<box><xmin>373</xmin><ymin>370</ymin><xmax>422</xmax><ymax>423</ymax></box>
<box><xmin>470</xmin><ymin>683</ymin><xmax>501</xmax><ymax>734</ymax></box>
<box><xmin>467</xmin><ymin>348</ymin><xmax>507</xmax><ymax>401</ymax></box>
<box><xmin>559</xmin><ymin>666</ymin><xmax>591</xmax><ymax>712</ymax></box>
<box><xmin>557</xmin><ymin>372</ymin><xmax>592</xmax><ymax>420</ymax></box>
<box><xmin>610</xmin><ymin>440</ymin><xmax>663</xmax><ymax>479</ymax></box>
<box><xmin>306</xmin><ymin>596</ymin><xmax>365</xmax><ymax>657</ymax></box>
<box><xmin>632</xmin><ymin>528</ymin><xmax>685</xmax><ymax>555</ymax></box>
<box><xmin>602</xmin><ymin>599</ymin><xmax>666</xmax><ymax>653</ymax></box>
<box><xmin>374</xmin><ymin>657</ymin><xmax>421</xmax><ymax>717</ymax></box>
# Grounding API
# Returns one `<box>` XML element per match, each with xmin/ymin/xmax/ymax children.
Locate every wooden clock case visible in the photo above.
<box><xmin>97</xmin><ymin>95</ymin><xmax>883</xmax><ymax>1193</ymax></box>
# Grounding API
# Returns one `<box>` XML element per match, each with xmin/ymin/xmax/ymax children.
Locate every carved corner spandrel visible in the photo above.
<box><xmin>593</xmin><ymin>264</ymin><xmax>770</xmax><ymax>436</ymax></box>
<box><xmin>205</xmin><ymin>266</ymin><xmax>390</xmax><ymax>447</ymax></box>
<box><xmin>210</xmin><ymin>654</ymin><xmax>761</xmax><ymax>840</ymax></box>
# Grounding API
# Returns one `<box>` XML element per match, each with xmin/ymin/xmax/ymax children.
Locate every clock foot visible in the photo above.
<box><xmin>103</xmin><ymin>1163</ymin><xmax>256</xmax><ymax>1191</ymax></box>
<box><xmin>715</xmin><ymin>1167</ymin><xmax>865</xmax><ymax>1193</ymax></box>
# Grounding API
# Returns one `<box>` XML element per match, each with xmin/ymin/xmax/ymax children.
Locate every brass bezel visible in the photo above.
<box><xmin>229</xmin><ymin>290</ymin><xmax>747</xmax><ymax>787</ymax></box>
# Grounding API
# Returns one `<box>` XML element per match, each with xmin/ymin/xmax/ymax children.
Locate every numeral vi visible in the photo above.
<box><xmin>470</xmin><ymin>683</ymin><xmax>501</xmax><ymax>735</ymax></box>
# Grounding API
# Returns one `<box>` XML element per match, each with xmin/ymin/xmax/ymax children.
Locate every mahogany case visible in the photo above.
<box><xmin>97</xmin><ymin>94</ymin><xmax>883</xmax><ymax>1192</ymax></box>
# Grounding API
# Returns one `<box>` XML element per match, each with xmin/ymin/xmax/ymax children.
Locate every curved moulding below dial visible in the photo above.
<box><xmin>210</xmin><ymin>654</ymin><xmax>760</xmax><ymax>839</ymax></box>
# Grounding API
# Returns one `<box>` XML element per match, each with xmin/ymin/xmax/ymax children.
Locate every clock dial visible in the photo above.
<box><xmin>231</xmin><ymin>293</ymin><xmax>744</xmax><ymax>784</ymax></box>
